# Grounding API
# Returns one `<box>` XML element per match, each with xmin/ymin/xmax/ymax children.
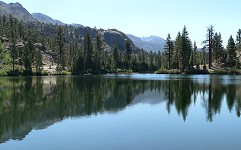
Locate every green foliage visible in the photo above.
<box><xmin>112</xmin><ymin>45</ymin><xmax>119</xmax><ymax>71</ymax></box>
<box><xmin>164</xmin><ymin>33</ymin><xmax>174</xmax><ymax>69</ymax></box>
<box><xmin>0</xmin><ymin>14</ymin><xmax>241</xmax><ymax>76</ymax></box>
<box><xmin>83</xmin><ymin>32</ymin><xmax>94</xmax><ymax>73</ymax></box>
<box><xmin>56</xmin><ymin>26</ymin><xmax>65</xmax><ymax>72</ymax></box>
<box><xmin>156</xmin><ymin>68</ymin><xmax>181</xmax><ymax>74</ymax></box>
<box><xmin>35</xmin><ymin>50</ymin><xmax>43</xmax><ymax>73</ymax></box>
<box><xmin>213</xmin><ymin>32</ymin><xmax>224</xmax><ymax>63</ymax></box>
<box><xmin>125</xmin><ymin>41</ymin><xmax>132</xmax><ymax>69</ymax></box>
<box><xmin>226</xmin><ymin>36</ymin><xmax>237</xmax><ymax>67</ymax></box>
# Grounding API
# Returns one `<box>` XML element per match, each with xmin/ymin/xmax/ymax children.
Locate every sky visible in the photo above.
<box><xmin>2</xmin><ymin>0</ymin><xmax>241</xmax><ymax>47</ymax></box>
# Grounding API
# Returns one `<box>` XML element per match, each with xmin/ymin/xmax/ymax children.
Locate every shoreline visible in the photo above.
<box><xmin>0</xmin><ymin>70</ymin><xmax>241</xmax><ymax>77</ymax></box>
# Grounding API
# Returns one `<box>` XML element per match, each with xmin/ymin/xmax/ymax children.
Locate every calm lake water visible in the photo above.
<box><xmin>0</xmin><ymin>74</ymin><xmax>241</xmax><ymax>150</ymax></box>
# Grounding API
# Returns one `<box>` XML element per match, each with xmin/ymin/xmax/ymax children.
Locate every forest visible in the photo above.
<box><xmin>0</xmin><ymin>15</ymin><xmax>241</xmax><ymax>75</ymax></box>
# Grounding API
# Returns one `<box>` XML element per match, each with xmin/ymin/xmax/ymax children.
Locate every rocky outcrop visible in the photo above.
<box><xmin>0</xmin><ymin>1</ymin><xmax>36</xmax><ymax>22</ymax></box>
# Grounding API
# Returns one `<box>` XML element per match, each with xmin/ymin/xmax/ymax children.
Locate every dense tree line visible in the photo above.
<box><xmin>0</xmin><ymin>15</ymin><xmax>241</xmax><ymax>75</ymax></box>
<box><xmin>163</xmin><ymin>25</ymin><xmax>241</xmax><ymax>71</ymax></box>
<box><xmin>0</xmin><ymin>15</ymin><xmax>162</xmax><ymax>75</ymax></box>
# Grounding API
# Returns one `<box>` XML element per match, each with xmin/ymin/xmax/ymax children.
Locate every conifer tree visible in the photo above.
<box><xmin>125</xmin><ymin>41</ymin><xmax>132</xmax><ymax>70</ymax></box>
<box><xmin>226</xmin><ymin>36</ymin><xmax>236</xmax><ymax>67</ymax></box>
<box><xmin>94</xmin><ymin>34</ymin><xmax>102</xmax><ymax>72</ymax></box>
<box><xmin>193</xmin><ymin>41</ymin><xmax>198</xmax><ymax>66</ymax></box>
<box><xmin>9</xmin><ymin>15</ymin><xmax>17</xmax><ymax>71</ymax></box>
<box><xmin>35</xmin><ymin>50</ymin><xmax>42</xmax><ymax>73</ymax></box>
<box><xmin>56</xmin><ymin>26</ymin><xmax>65</xmax><ymax>72</ymax></box>
<box><xmin>112</xmin><ymin>45</ymin><xmax>119</xmax><ymax>71</ymax></box>
<box><xmin>173</xmin><ymin>32</ymin><xmax>181</xmax><ymax>69</ymax></box>
<box><xmin>213</xmin><ymin>33</ymin><xmax>223</xmax><ymax>64</ymax></box>
<box><xmin>205</xmin><ymin>25</ymin><xmax>214</xmax><ymax>68</ymax></box>
<box><xmin>23</xmin><ymin>41</ymin><xmax>33</xmax><ymax>74</ymax></box>
<box><xmin>180</xmin><ymin>26</ymin><xmax>192</xmax><ymax>69</ymax></box>
<box><xmin>236</xmin><ymin>29</ymin><xmax>241</xmax><ymax>52</ymax></box>
<box><xmin>83</xmin><ymin>32</ymin><xmax>93</xmax><ymax>73</ymax></box>
<box><xmin>164</xmin><ymin>33</ymin><xmax>173</xmax><ymax>69</ymax></box>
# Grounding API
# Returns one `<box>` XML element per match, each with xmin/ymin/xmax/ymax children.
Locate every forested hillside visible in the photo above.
<box><xmin>0</xmin><ymin>1</ymin><xmax>241</xmax><ymax>75</ymax></box>
<box><xmin>0</xmin><ymin>14</ymin><xmax>161</xmax><ymax>75</ymax></box>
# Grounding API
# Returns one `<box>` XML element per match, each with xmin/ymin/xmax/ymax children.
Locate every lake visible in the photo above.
<box><xmin>0</xmin><ymin>74</ymin><xmax>241</xmax><ymax>150</ymax></box>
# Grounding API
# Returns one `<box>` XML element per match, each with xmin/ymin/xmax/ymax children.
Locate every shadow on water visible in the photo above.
<box><xmin>0</xmin><ymin>75</ymin><xmax>241</xmax><ymax>143</ymax></box>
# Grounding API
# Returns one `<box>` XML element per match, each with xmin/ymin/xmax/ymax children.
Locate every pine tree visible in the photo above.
<box><xmin>94</xmin><ymin>34</ymin><xmax>102</xmax><ymax>72</ymax></box>
<box><xmin>0</xmin><ymin>41</ymin><xmax>4</xmax><ymax>67</ymax></box>
<box><xmin>205</xmin><ymin>25</ymin><xmax>214</xmax><ymax>68</ymax></box>
<box><xmin>125</xmin><ymin>41</ymin><xmax>132</xmax><ymax>70</ymax></box>
<box><xmin>173</xmin><ymin>32</ymin><xmax>181</xmax><ymax>69</ymax></box>
<box><xmin>112</xmin><ymin>45</ymin><xmax>119</xmax><ymax>71</ymax></box>
<box><xmin>236</xmin><ymin>29</ymin><xmax>241</xmax><ymax>52</ymax></box>
<box><xmin>180</xmin><ymin>26</ymin><xmax>192</xmax><ymax>69</ymax></box>
<box><xmin>9</xmin><ymin>15</ymin><xmax>17</xmax><ymax>71</ymax></box>
<box><xmin>149</xmin><ymin>51</ymin><xmax>154</xmax><ymax>70</ymax></box>
<box><xmin>164</xmin><ymin>33</ymin><xmax>173</xmax><ymax>69</ymax></box>
<box><xmin>157</xmin><ymin>51</ymin><xmax>162</xmax><ymax>69</ymax></box>
<box><xmin>202</xmin><ymin>46</ymin><xmax>207</xmax><ymax>69</ymax></box>
<box><xmin>189</xmin><ymin>50</ymin><xmax>194</xmax><ymax>67</ymax></box>
<box><xmin>83</xmin><ymin>32</ymin><xmax>93</xmax><ymax>73</ymax></box>
<box><xmin>35</xmin><ymin>50</ymin><xmax>42</xmax><ymax>73</ymax></box>
<box><xmin>213</xmin><ymin>33</ymin><xmax>223</xmax><ymax>64</ymax></box>
<box><xmin>193</xmin><ymin>41</ymin><xmax>198</xmax><ymax>66</ymax></box>
<box><xmin>56</xmin><ymin>26</ymin><xmax>65</xmax><ymax>72</ymax></box>
<box><xmin>23</xmin><ymin>41</ymin><xmax>33</xmax><ymax>74</ymax></box>
<box><xmin>226</xmin><ymin>36</ymin><xmax>236</xmax><ymax>67</ymax></box>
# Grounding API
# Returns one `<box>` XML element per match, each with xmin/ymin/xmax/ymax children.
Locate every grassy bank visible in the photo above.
<box><xmin>156</xmin><ymin>68</ymin><xmax>241</xmax><ymax>75</ymax></box>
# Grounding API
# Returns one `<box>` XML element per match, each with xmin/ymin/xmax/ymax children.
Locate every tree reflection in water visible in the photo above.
<box><xmin>0</xmin><ymin>75</ymin><xmax>240</xmax><ymax>143</ymax></box>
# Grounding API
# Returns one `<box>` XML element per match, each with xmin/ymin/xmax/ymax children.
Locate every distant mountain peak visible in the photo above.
<box><xmin>32</xmin><ymin>13</ymin><xmax>65</xmax><ymax>25</ymax></box>
<box><xmin>127</xmin><ymin>34</ymin><xmax>165</xmax><ymax>52</ymax></box>
<box><xmin>0</xmin><ymin>1</ymin><xmax>36</xmax><ymax>22</ymax></box>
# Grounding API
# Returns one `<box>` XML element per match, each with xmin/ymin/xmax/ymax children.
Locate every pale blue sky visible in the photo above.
<box><xmin>2</xmin><ymin>0</ymin><xmax>241</xmax><ymax>47</ymax></box>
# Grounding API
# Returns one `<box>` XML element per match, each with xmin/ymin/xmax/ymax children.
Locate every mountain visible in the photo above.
<box><xmin>32</xmin><ymin>13</ymin><xmax>65</xmax><ymax>25</ymax></box>
<box><xmin>0</xmin><ymin>1</ymin><xmax>139</xmax><ymax>72</ymax></box>
<box><xmin>0</xmin><ymin>1</ymin><xmax>36</xmax><ymax>22</ymax></box>
<box><xmin>127</xmin><ymin>34</ymin><xmax>165</xmax><ymax>52</ymax></box>
<box><xmin>0</xmin><ymin>1</ymin><xmax>135</xmax><ymax>51</ymax></box>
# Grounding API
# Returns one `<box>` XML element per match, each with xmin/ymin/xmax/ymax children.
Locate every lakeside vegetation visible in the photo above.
<box><xmin>0</xmin><ymin>15</ymin><xmax>241</xmax><ymax>76</ymax></box>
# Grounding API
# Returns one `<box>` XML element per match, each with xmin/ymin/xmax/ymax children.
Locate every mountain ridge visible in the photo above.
<box><xmin>32</xmin><ymin>12</ymin><xmax>65</xmax><ymax>25</ymax></box>
<box><xmin>127</xmin><ymin>34</ymin><xmax>165</xmax><ymax>52</ymax></box>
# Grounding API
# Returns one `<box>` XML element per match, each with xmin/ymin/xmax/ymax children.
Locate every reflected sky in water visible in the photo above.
<box><xmin>0</xmin><ymin>74</ymin><xmax>241</xmax><ymax>150</ymax></box>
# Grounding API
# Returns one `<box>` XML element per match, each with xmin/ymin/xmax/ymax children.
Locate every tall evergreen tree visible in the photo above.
<box><xmin>173</xmin><ymin>32</ymin><xmax>181</xmax><ymax>69</ymax></box>
<box><xmin>226</xmin><ymin>36</ymin><xmax>236</xmax><ymax>67</ymax></box>
<box><xmin>164</xmin><ymin>33</ymin><xmax>173</xmax><ymax>69</ymax></box>
<box><xmin>202</xmin><ymin>46</ymin><xmax>207</xmax><ymax>69</ymax></box>
<box><xmin>9</xmin><ymin>15</ymin><xmax>17</xmax><ymax>71</ymax></box>
<box><xmin>94</xmin><ymin>34</ymin><xmax>102</xmax><ymax>72</ymax></box>
<box><xmin>125</xmin><ymin>41</ymin><xmax>132</xmax><ymax>70</ymax></box>
<box><xmin>22</xmin><ymin>41</ymin><xmax>33</xmax><ymax>74</ymax></box>
<box><xmin>180</xmin><ymin>26</ymin><xmax>192</xmax><ymax>69</ymax></box>
<box><xmin>83</xmin><ymin>32</ymin><xmax>94</xmax><ymax>73</ymax></box>
<box><xmin>206</xmin><ymin>25</ymin><xmax>214</xmax><ymax>68</ymax></box>
<box><xmin>35</xmin><ymin>50</ymin><xmax>42</xmax><ymax>73</ymax></box>
<box><xmin>193</xmin><ymin>41</ymin><xmax>198</xmax><ymax>66</ymax></box>
<box><xmin>112</xmin><ymin>45</ymin><xmax>119</xmax><ymax>71</ymax></box>
<box><xmin>236</xmin><ymin>29</ymin><xmax>241</xmax><ymax>52</ymax></box>
<box><xmin>157</xmin><ymin>51</ymin><xmax>162</xmax><ymax>69</ymax></box>
<box><xmin>56</xmin><ymin>26</ymin><xmax>65</xmax><ymax>72</ymax></box>
<box><xmin>213</xmin><ymin>32</ymin><xmax>223</xmax><ymax>64</ymax></box>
